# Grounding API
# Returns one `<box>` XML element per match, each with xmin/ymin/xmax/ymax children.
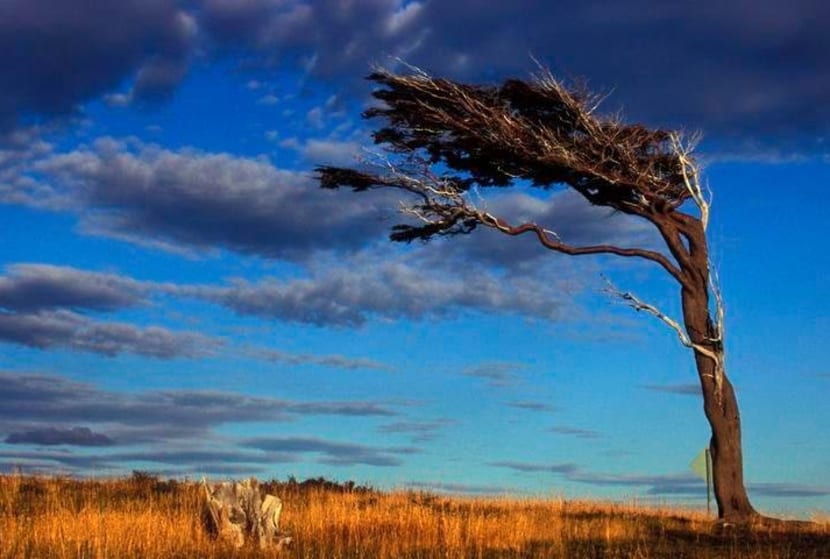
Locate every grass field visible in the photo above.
<box><xmin>1</xmin><ymin>473</ymin><xmax>827</xmax><ymax>558</ymax></box>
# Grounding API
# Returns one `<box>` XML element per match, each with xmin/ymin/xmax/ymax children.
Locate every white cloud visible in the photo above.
<box><xmin>21</xmin><ymin>138</ymin><xmax>392</xmax><ymax>260</ymax></box>
<box><xmin>300</xmin><ymin>139</ymin><xmax>362</xmax><ymax>166</ymax></box>
<box><xmin>306</xmin><ymin>106</ymin><xmax>325</xmax><ymax>128</ymax></box>
<box><xmin>103</xmin><ymin>93</ymin><xmax>132</xmax><ymax>107</ymax></box>
<box><xmin>257</xmin><ymin>94</ymin><xmax>279</xmax><ymax>105</ymax></box>
<box><xmin>385</xmin><ymin>1</ymin><xmax>424</xmax><ymax>35</ymax></box>
<box><xmin>0</xmin><ymin>309</ymin><xmax>219</xmax><ymax>359</ymax></box>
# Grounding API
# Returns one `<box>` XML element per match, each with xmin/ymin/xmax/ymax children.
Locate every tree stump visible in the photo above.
<box><xmin>203</xmin><ymin>478</ymin><xmax>292</xmax><ymax>549</ymax></box>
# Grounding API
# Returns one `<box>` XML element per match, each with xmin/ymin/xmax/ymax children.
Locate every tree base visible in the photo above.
<box><xmin>715</xmin><ymin>513</ymin><xmax>819</xmax><ymax>533</ymax></box>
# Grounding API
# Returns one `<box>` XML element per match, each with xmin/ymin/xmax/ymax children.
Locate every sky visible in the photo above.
<box><xmin>0</xmin><ymin>0</ymin><xmax>828</xmax><ymax>517</ymax></box>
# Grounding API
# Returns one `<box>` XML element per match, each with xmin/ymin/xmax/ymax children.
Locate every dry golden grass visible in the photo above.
<box><xmin>1</xmin><ymin>474</ymin><xmax>827</xmax><ymax>558</ymax></box>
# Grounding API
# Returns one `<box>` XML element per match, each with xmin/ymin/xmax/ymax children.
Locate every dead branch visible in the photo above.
<box><xmin>602</xmin><ymin>276</ymin><xmax>723</xmax><ymax>400</ymax></box>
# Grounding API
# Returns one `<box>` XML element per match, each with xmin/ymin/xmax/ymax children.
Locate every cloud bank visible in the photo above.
<box><xmin>0</xmin><ymin>371</ymin><xmax>408</xmax><ymax>474</ymax></box>
<box><xmin>491</xmin><ymin>460</ymin><xmax>830</xmax><ymax>498</ymax></box>
<box><xmin>3</xmin><ymin>1</ymin><xmax>827</xmax><ymax>154</ymax></box>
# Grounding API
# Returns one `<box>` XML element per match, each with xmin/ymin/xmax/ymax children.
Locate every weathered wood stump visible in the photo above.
<box><xmin>203</xmin><ymin>478</ymin><xmax>292</xmax><ymax>549</ymax></box>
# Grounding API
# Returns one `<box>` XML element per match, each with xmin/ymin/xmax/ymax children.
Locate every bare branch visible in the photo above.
<box><xmin>670</xmin><ymin>132</ymin><xmax>710</xmax><ymax>229</ymax></box>
<box><xmin>321</xmin><ymin>153</ymin><xmax>686</xmax><ymax>283</ymax></box>
<box><xmin>707</xmin><ymin>265</ymin><xmax>726</xmax><ymax>400</ymax></box>
<box><xmin>602</xmin><ymin>276</ymin><xmax>723</xmax><ymax>400</ymax></box>
<box><xmin>602</xmin><ymin>276</ymin><xmax>692</xmax><ymax>346</ymax></box>
<box><xmin>477</xmin><ymin>212</ymin><xmax>686</xmax><ymax>284</ymax></box>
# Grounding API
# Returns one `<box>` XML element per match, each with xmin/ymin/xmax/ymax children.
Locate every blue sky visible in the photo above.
<box><xmin>0</xmin><ymin>0</ymin><xmax>828</xmax><ymax>517</ymax></box>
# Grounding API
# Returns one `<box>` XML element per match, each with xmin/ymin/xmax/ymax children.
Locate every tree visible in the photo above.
<box><xmin>317</xmin><ymin>66</ymin><xmax>758</xmax><ymax>522</ymax></box>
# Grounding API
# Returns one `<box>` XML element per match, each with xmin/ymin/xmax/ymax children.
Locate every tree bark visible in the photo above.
<box><xmin>680</xmin><ymin>276</ymin><xmax>758</xmax><ymax>522</ymax></box>
<box><xmin>704</xmin><ymin>371</ymin><xmax>758</xmax><ymax>522</ymax></box>
<box><xmin>660</xmin><ymin>214</ymin><xmax>758</xmax><ymax>523</ymax></box>
<box><xmin>203</xmin><ymin>478</ymin><xmax>292</xmax><ymax>549</ymax></box>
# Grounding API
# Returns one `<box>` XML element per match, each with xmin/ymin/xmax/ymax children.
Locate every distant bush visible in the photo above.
<box><xmin>264</xmin><ymin>475</ymin><xmax>376</xmax><ymax>497</ymax></box>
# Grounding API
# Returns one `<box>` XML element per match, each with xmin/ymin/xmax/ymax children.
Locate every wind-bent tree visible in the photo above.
<box><xmin>317</xmin><ymin>67</ymin><xmax>758</xmax><ymax>522</ymax></box>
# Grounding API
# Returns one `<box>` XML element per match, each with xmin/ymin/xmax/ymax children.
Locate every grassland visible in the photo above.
<box><xmin>0</xmin><ymin>473</ymin><xmax>827</xmax><ymax>558</ymax></box>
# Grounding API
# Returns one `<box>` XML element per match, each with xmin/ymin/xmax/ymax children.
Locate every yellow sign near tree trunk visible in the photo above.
<box><xmin>690</xmin><ymin>447</ymin><xmax>712</xmax><ymax>515</ymax></box>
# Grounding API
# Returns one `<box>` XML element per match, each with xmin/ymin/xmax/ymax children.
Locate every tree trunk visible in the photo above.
<box><xmin>681</xmin><ymin>284</ymin><xmax>758</xmax><ymax>522</ymax></box>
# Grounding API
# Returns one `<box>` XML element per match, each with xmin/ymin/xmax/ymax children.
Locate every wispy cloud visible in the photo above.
<box><xmin>186</xmin><ymin>253</ymin><xmax>569</xmax><ymax>327</ymax></box>
<box><xmin>507</xmin><ymin>401</ymin><xmax>557</xmax><ymax>413</ymax></box>
<box><xmin>462</xmin><ymin>362</ymin><xmax>526</xmax><ymax>388</ymax></box>
<box><xmin>0</xmin><ymin>260</ymin><xmax>576</xmax><ymax>351</ymax></box>
<box><xmin>0</xmin><ymin>371</ymin><xmax>399</xmax><ymax>446</ymax></box>
<box><xmin>489</xmin><ymin>461</ymin><xmax>581</xmax><ymax>475</ymax></box>
<box><xmin>548</xmin><ymin>426</ymin><xmax>602</xmax><ymax>440</ymax></box>
<box><xmin>5</xmin><ymin>426</ymin><xmax>114</xmax><ymax>447</ymax></box>
<box><xmin>642</xmin><ymin>383</ymin><xmax>701</xmax><ymax>396</ymax></box>
<box><xmin>0</xmin><ymin>263</ymin><xmax>403</xmax><ymax>368</ymax></box>
<box><xmin>0</xmin><ymin>310</ymin><xmax>219</xmax><ymax>359</ymax></box>
<box><xmin>0</xmin><ymin>446</ymin><xmax>292</xmax><ymax>475</ymax></box>
<box><xmin>257</xmin><ymin>94</ymin><xmax>279</xmax><ymax>106</ymax></box>
<box><xmin>492</xmin><ymin>460</ymin><xmax>704</xmax><ymax>496</ymax></box>
<box><xmin>377</xmin><ymin>420</ymin><xmax>455</xmax><ymax>443</ymax></box>
<box><xmin>0</xmin><ymin>431</ymin><xmax>424</xmax><ymax>475</ymax></box>
<box><xmin>490</xmin><ymin>460</ymin><xmax>830</xmax><ymax>499</ymax></box>
<box><xmin>0</xmin><ymin>371</ymin><xmax>413</xmax><ymax>475</ymax></box>
<box><xmin>748</xmin><ymin>483</ymin><xmax>830</xmax><ymax>498</ymax></box>
<box><xmin>24</xmin><ymin>138</ymin><xmax>392</xmax><ymax>260</ymax></box>
<box><xmin>0</xmin><ymin>448</ymin><xmax>113</xmax><ymax>471</ymax></box>
<box><xmin>253</xmin><ymin>347</ymin><xmax>393</xmax><ymax>372</ymax></box>
<box><xmin>405</xmin><ymin>480</ymin><xmax>516</xmax><ymax>495</ymax></box>
<box><xmin>0</xmin><ymin>263</ymin><xmax>217</xmax><ymax>359</ymax></box>
<box><xmin>240</xmin><ymin>436</ymin><xmax>418</xmax><ymax>467</ymax></box>
<box><xmin>305</xmin><ymin>139</ymin><xmax>362</xmax><ymax>165</ymax></box>
<box><xmin>0</xmin><ymin>263</ymin><xmax>146</xmax><ymax>312</ymax></box>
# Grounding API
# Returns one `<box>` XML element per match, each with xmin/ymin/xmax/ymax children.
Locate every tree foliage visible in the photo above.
<box><xmin>319</xmin><ymin>67</ymin><xmax>712</xmax><ymax>288</ymax></box>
